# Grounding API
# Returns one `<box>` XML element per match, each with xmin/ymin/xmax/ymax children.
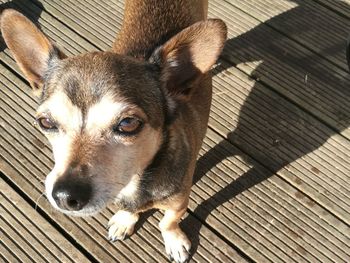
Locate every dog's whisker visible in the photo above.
<box><xmin>35</xmin><ymin>192</ymin><xmax>46</xmax><ymax>211</ymax></box>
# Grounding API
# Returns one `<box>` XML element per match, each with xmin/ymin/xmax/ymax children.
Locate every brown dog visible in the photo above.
<box><xmin>1</xmin><ymin>0</ymin><xmax>226</xmax><ymax>262</ymax></box>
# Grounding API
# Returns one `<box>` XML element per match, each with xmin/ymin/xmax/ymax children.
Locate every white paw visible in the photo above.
<box><xmin>162</xmin><ymin>229</ymin><xmax>191</xmax><ymax>263</ymax></box>
<box><xmin>107</xmin><ymin>210</ymin><xmax>139</xmax><ymax>242</ymax></box>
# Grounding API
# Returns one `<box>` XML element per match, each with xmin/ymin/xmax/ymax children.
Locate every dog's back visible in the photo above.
<box><xmin>113</xmin><ymin>0</ymin><xmax>208</xmax><ymax>59</ymax></box>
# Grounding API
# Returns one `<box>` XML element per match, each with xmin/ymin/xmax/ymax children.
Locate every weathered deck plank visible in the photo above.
<box><xmin>0</xmin><ymin>178</ymin><xmax>89</xmax><ymax>263</ymax></box>
<box><xmin>226</xmin><ymin>0</ymin><xmax>350</xmax><ymax>69</ymax></box>
<box><xmin>210</xmin><ymin>0</ymin><xmax>350</xmax><ymax>139</ymax></box>
<box><xmin>196</xmin><ymin>130</ymin><xmax>350</xmax><ymax>260</ymax></box>
<box><xmin>315</xmin><ymin>0</ymin><xmax>350</xmax><ymax>19</ymax></box>
<box><xmin>210</xmin><ymin>62</ymin><xmax>350</xmax><ymax>225</ymax></box>
<box><xmin>29</xmin><ymin>0</ymin><xmax>121</xmax><ymax>49</ymax></box>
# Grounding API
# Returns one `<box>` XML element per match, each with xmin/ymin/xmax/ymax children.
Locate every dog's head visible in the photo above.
<box><xmin>1</xmin><ymin>9</ymin><xmax>226</xmax><ymax>216</ymax></box>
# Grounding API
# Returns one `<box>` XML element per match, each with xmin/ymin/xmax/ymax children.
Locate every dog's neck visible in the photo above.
<box><xmin>113</xmin><ymin>0</ymin><xmax>207</xmax><ymax>59</ymax></box>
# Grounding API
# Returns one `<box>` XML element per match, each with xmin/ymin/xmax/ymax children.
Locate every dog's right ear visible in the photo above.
<box><xmin>149</xmin><ymin>19</ymin><xmax>227</xmax><ymax>117</ymax></box>
<box><xmin>1</xmin><ymin>9</ymin><xmax>66</xmax><ymax>95</ymax></box>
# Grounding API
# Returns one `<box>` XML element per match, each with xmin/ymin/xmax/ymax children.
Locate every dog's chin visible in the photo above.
<box><xmin>58</xmin><ymin>205</ymin><xmax>104</xmax><ymax>217</ymax></box>
<box><xmin>49</xmin><ymin>199</ymin><xmax>107</xmax><ymax>217</ymax></box>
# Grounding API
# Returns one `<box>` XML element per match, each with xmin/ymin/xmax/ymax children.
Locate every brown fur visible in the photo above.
<box><xmin>113</xmin><ymin>0</ymin><xmax>207</xmax><ymax>59</ymax></box>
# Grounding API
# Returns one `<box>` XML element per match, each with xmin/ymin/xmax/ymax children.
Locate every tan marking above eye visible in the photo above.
<box><xmin>36</xmin><ymin>91</ymin><xmax>83</xmax><ymax>132</ymax></box>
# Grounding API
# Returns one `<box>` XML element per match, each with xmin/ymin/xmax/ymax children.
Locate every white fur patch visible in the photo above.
<box><xmin>86</xmin><ymin>94</ymin><xmax>127</xmax><ymax>134</ymax></box>
<box><xmin>38</xmin><ymin>92</ymin><xmax>83</xmax><ymax>209</ymax></box>
<box><xmin>37</xmin><ymin>91</ymin><xmax>82</xmax><ymax>131</ymax></box>
<box><xmin>108</xmin><ymin>210</ymin><xmax>139</xmax><ymax>241</ymax></box>
<box><xmin>162</xmin><ymin>229</ymin><xmax>191</xmax><ymax>263</ymax></box>
<box><xmin>118</xmin><ymin>175</ymin><xmax>138</xmax><ymax>198</ymax></box>
<box><xmin>45</xmin><ymin>170</ymin><xmax>60</xmax><ymax>210</ymax></box>
<box><xmin>50</xmin><ymin>135</ymin><xmax>76</xmax><ymax>173</ymax></box>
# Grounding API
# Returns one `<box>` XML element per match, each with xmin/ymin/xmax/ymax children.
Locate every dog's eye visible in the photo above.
<box><xmin>114</xmin><ymin>117</ymin><xmax>143</xmax><ymax>135</ymax></box>
<box><xmin>37</xmin><ymin>117</ymin><xmax>58</xmax><ymax>131</ymax></box>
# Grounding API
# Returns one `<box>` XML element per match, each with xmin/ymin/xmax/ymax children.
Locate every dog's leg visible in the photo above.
<box><xmin>159</xmin><ymin>204</ymin><xmax>191</xmax><ymax>263</ymax></box>
<box><xmin>107</xmin><ymin>210</ymin><xmax>139</xmax><ymax>241</ymax></box>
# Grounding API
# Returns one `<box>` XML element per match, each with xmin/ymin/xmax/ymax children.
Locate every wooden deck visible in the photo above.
<box><xmin>1</xmin><ymin>0</ymin><xmax>350</xmax><ymax>262</ymax></box>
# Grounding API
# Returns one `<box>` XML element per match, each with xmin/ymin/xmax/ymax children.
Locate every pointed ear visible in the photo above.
<box><xmin>150</xmin><ymin>19</ymin><xmax>227</xmax><ymax>100</ymax></box>
<box><xmin>1</xmin><ymin>9</ymin><xmax>66</xmax><ymax>95</ymax></box>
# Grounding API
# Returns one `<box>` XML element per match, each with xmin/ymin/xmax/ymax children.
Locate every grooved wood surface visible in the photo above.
<box><xmin>1</xmin><ymin>0</ymin><xmax>350</xmax><ymax>262</ymax></box>
<box><xmin>1</xmin><ymin>178</ymin><xmax>89</xmax><ymax>263</ymax></box>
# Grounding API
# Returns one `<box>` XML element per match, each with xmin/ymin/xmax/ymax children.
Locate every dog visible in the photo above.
<box><xmin>1</xmin><ymin>0</ymin><xmax>227</xmax><ymax>262</ymax></box>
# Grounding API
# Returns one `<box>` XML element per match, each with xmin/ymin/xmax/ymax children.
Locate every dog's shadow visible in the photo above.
<box><xmin>0</xmin><ymin>0</ymin><xmax>43</xmax><ymax>51</ymax></box>
<box><xmin>180</xmin><ymin>0</ymin><xmax>350</xmax><ymax>255</ymax></box>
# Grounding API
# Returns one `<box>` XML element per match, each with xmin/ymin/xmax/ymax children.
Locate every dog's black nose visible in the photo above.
<box><xmin>52</xmin><ymin>178</ymin><xmax>92</xmax><ymax>211</ymax></box>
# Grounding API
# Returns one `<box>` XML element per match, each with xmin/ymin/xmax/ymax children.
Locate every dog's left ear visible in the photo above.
<box><xmin>1</xmin><ymin>9</ymin><xmax>66</xmax><ymax>96</ymax></box>
<box><xmin>150</xmin><ymin>19</ymin><xmax>227</xmax><ymax>101</ymax></box>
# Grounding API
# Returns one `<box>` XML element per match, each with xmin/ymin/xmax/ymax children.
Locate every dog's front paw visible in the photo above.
<box><xmin>107</xmin><ymin>210</ymin><xmax>139</xmax><ymax>242</ymax></box>
<box><xmin>162</xmin><ymin>229</ymin><xmax>191</xmax><ymax>263</ymax></box>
